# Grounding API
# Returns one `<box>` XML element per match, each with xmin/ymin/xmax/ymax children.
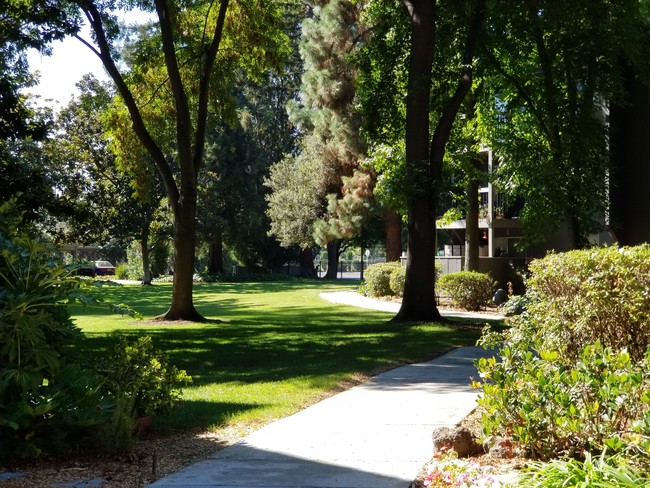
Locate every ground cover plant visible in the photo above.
<box><xmin>71</xmin><ymin>279</ymin><xmax>486</xmax><ymax>437</ymax></box>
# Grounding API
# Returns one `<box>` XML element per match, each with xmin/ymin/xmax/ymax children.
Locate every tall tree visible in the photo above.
<box><xmin>267</xmin><ymin>0</ymin><xmax>370</xmax><ymax>279</ymax></box>
<box><xmin>68</xmin><ymin>0</ymin><xmax>288</xmax><ymax>320</ymax></box>
<box><xmin>477</xmin><ymin>0</ymin><xmax>646</xmax><ymax>249</ymax></box>
<box><xmin>198</xmin><ymin>7</ymin><xmax>303</xmax><ymax>274</ymax></box>
<box><xmin>45</xmin><ymin>75</ymin><xmax>135</xmax><ymax>244</ymax></box>
<box><xmin>0</xmin><ymin>1</ymin><xmax>80</xmax><ymax>224</ymax></box>
<box><xmin>395</xmin><ymin>0</ymin><xmax>485</xmax><ymax>322</ymax></box>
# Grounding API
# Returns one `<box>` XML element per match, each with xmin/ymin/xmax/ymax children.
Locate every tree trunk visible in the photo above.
<box><xmin>208</xmin><ymin>232</ymin><xmax>225</xmax><ymax>274</ymax></box>
<box><xmin>609</xmin><ymin>60</ymin><xmax>650</xmax><ymax>245</ymax></box>
<box><xmin>465</xmin><ymin>175</ymin><xmax>480</xmax><ymax>272</ymax></box>
<box><xmin>385</xmin><ymin>210</ymin><xmax>402</xmax><ymax>262</ymax></box>
<box><xmin>299</xmin><ymin>247</ymin><xmax>317</xmax><ymax>278</ymax></box>
<box><xmin>396</xmin><ymin>0</ymin><xmax>485</xmax><ymax>323</ymax></box>
<box><xmin>140</xmin><ymin>223</ymin><xmax>153</xmax><ymax>285</ymax></box>
<box><xmin>394</xmin><ymin>0</ymin><xmax>442</xmax><ymax>323</ymax></box>
<box><xmin>323</xmin><ymin>240</ymin><xmax>342</xmax><ymax>279</ymax></box>
<box><xmin>158</xmin><ymin>189</ymin><xmax>205</xmax><ymax>322</ymax></box>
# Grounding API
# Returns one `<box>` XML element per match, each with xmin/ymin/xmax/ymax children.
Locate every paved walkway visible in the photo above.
<box><xmin>149</xmin><ymin>293</ymin><xmax>500</xmax><ymax>488</ymax></box>
<box><xmin>319</xmin><ymin>291</ymin><xmax>505</xmax><ymax>321</ymax></box>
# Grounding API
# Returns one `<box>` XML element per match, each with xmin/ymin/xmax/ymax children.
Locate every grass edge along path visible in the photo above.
<box><xmin>72</xmin><ymin>279</ymin><xmax>496</xmax><ymax>439</ymax></box>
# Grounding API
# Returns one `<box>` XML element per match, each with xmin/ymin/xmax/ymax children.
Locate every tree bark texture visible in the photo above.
<box><xmin>164</xmin><ymin>189</ymin><xmax>204</xmax><ymax>321</ymax></box>
<box><xmin>299</xmin><ymin>247</ymin><xmax>317</xmax><ymax>278</ymax></box>
<box><xmin>80</xmin><ymin>0</ymin><xmax>231</xmax><ymax>321</ymax></box>
<box><xmin>324</xmin><ymin>240</ymin><xmax>342</xmax><ymax>279</ymax></box>
<box><xmin>385</xmin><ymin>210</ymin><xmax>403</xmax><ymax>262</ymax></box>
<box><xmin>395</xmin><ymin>0</ymin><xmax>442</xmax><ymax>323</ymax></box>
<box><xmin>396</xmin><ymin>0</ymin><xmax>485</xmax><ymax>323</ymax></box>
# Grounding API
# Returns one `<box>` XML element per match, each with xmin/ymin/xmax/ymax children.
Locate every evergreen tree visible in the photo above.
<box><xmin>267</xmin><ymin>0</ymin><xmax>371</xmax><ymax>279</ymax></box>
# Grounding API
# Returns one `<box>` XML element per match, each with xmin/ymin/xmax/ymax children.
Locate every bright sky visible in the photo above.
<box><xmin>26</xmin><ymin>26</ymin><xmax>108</xmax><ymax>108</ymax></box>
<box><xmin>26</xmin><ymin>10</ymin><xmax>153</xmax><ymax>109</ymax></box>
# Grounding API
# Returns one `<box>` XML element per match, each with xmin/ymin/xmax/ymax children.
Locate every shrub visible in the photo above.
<box><xmin>115</xmin><ymin>261</ymin><xmax>129</xmax><ymax>279</ymax></box>
<box><xmin>475</xmin><ymin>342</ymin><xmax>650</xmax><ymax>460</ymax></box>
<box><xmin>0</xmin><ymin>206</ymin><xmax>104</xmax><ymax>459</ymax></box>
<box><xmin>475</xmin><ymin>245</ymin><xmax>650</xmax><ymax>462</ymax></box>
<box><xmin>522</xmin><ymin>245</ymin><xmax>650</xmax><ymax>362</ymax></box>
<box><xmin>437</xmin><ymin>271</ymin><xmax>495</xmax><ymax>310</ymax></box>
<box><xmin>364</xmin><ymin>261</ymin><xmax>400</xmax><ymax>297</ymax></box>
<box><xmin>99</xmin><ymin>335</ymin><xmax>192</xmax><ymax>418</ymax></box>
<box><xmin>389</xmin><ymin>266</ymin><xmax>405</xmax><ymax>297</ymax></box>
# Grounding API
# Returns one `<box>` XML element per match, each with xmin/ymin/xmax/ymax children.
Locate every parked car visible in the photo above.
<box><xmin>93</xmin><ymin>260</ymin><xmax>116</xmax><ymax>276</ymax></box>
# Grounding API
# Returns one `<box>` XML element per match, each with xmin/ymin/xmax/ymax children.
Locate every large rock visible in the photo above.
<box><xmin>431</xmin><ymin>427</ymin><xmax>484</xmax><ymax>457</ymax></box>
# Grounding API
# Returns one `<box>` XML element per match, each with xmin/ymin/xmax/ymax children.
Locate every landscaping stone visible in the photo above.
<box><xmin>492</xmin><ymin>288</ymin><xmax>509</xmax><ymax>306</ymax></box>
<box><xmin>431</xmin><ymin>426</ymin><xmax>484</xmax><ymax>457</ymax></box>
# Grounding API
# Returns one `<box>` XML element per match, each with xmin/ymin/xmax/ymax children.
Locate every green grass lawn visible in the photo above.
<box><xmin>71</xmin><ymin>279</ymin><xmax>494</xmax><ymax>436</ymax></box>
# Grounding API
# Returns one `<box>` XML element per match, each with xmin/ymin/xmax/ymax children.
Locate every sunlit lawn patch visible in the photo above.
<box><xmin>71</xmin><ymin>280</ymin><xmax>487</xmax><ymax>435</ymax></box>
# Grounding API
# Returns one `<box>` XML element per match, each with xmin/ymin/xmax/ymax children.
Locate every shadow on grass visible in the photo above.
<box><xmin>155</xmin><ymin>400</ymin><xmax>264</xmax><ymax>431</ymax></box>
<box><xmin>73</xmin><ymin>281</ymin><xmax>499</xmax><ymax>431</ymax></box>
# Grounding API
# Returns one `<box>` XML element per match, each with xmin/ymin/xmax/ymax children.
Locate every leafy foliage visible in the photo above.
<box><xmin>517</xmin><ymin>452</ymin><xmax>649</xmax><ymax>488</ymax></box>
<box><xmin>99</xmin><ymin>335</ymin><xmax>191</xmax><ymax>418</ymax></box>
<box><xmin>476</xmin><ymin>342</ymin><xmax>650</xmax><ymax>461</ymax></box>
<box><xmin>476</xmin><ymin>246</ymin><xmax>650</xmax><ymax>462</ymax></box>
<box><xmin>437</xmin><ymin>272</ymin><xmax>495</xmax><ymax>311</ymax></box>
<box><xmin>267</xmin><ymin>0</ymin><xmax>371</xmax><ymax>253</ymax></box>
<box><xmin>363</xmin><ymin>261</ymin><xmax>400</xmax><ymax>297</ymax></box>
<box><xmin>389</xmin><ymin>265</ymin><xmax>405</xmax><ymax>297</ymax></box>
<box><xmin>515</xmin><ymin>245</ymin><xmax>650</xmax><ymax>362</ymax></box>
<box><xmin>477</xmin><ymin>0</ymin><xmax>650</xmax><ymax>247</ymax></box>
<box><xmin>0</xmin><ymin>204</ymin><xmax>103</xmax><ymax>459</ymax></box>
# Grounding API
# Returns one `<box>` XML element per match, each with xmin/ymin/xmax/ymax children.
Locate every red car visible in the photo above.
<box><xmin>93</xmin><ymin>260</ymin><xmax>116</xmax><ymax>276</ymax></box>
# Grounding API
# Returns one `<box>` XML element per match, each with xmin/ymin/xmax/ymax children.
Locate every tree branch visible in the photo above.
<box><xmin>154</xmin><ymin>0</ymin><xmax>195</xmax><ymax>189</ymax></box>
<box><xmin>76</xmin><ymin>0</ymin><xmax>179</xmax><ymax>212</ymax></box>
<box><xmin>429</xmin><ymin>0</ymin><xmax>486</xmax><ymax>179</ymax></box>
<box><xmin>194</xmin><ymin>0</ymin><xmax>230</xmax><ymax>174</ymax></box>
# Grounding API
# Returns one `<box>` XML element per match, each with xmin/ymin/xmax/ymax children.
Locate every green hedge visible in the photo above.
<box><xmin>364</xmin><ymin>261</ymin><xmax>400</xmax><ymax>297</ymax></box>
<box><xmin>437</xmin><ymin>271</ymin><xmax>495</xmax><ymax>311</ymax></box>
<box><xmin>523</xmin><ymin>245</ymin><xmax>650</xmax><ymax>362</ymax></box>
<box><xmin>389</xmin><ymin>266</ymin><xmax>406</xmax><ymax>297</ymax></box>
<box><xmin>475</xmin><ymin>245</ymin><xmax>650</xmax><ymax>465</ymax></box>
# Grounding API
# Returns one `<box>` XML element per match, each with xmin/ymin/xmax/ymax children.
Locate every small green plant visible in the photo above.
<box><xmin>96</xmin><ymin>393</ymin><xmax>137</xmax><ymax>455</ymax></box>
<box><xmin>516</xmin><ymin>451</ymin><xmax>650</xmax><ymax>488</ymax></box>
<box><xmin>437</xmin><ymin>271</ymin><xmax>495</xmax><ymax>311</ymax></box>
<box><xmin>115</xmin><ymin>261</ymin><xmax>129</xmax><ymax>279</ymax></box>
<box><xmin>100</xmin><ymin>335</ymin><xmax>192</xmax><ymax>418</ymax></box>
<box><xmin>475</xmin><ymin>342</ymin><xmax>650</xmax><ymax>460</ymax></box>
<box><xmin>364</xmin><ymin>261</ymin><xmax>400</xmax><ymax>297</ymax></box>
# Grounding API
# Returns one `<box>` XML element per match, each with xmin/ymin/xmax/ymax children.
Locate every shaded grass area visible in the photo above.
<box><xmin>72</xmin><ymin>280</ymin><xmax>494</xmax><ymax>434</ymax></box>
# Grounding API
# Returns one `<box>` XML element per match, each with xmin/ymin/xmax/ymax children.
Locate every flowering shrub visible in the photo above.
<box><xmin>421</xmin><ymin>451</ymin><xmax>502</xmax><ymax>487</ymax></box>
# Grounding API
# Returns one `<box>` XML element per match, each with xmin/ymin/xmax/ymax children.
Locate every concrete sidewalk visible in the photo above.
<box><xmin>148</xmin><ymin>347</ymin><xmax>494</xmax><ymax>488</ymax></box>
<box><xmin>319</xmin><ymin>291</ymin><xmax>505</xmax><ymax>321</ymax></box>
